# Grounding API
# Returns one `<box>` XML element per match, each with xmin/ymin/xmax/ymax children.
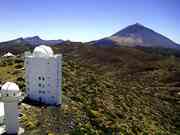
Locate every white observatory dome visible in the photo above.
<box><xmin>1</xmin><ymin>82</ymin><xmax>19</xmax><ymax>92</ymax></box>
<box><xmin>33</xmin><ymin>45</ymin><xmax>54</xmax><ymax>57</ymax></box>
<box><xmin>0</xmin><ymin>82</ymin><xmax>21</xmax><ymax>101</ymax></box>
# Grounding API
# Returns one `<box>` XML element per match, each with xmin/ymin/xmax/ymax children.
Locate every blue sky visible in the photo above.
<box><xmin>0</xmin><ymin>0</ymin><xmax>179</xmax><ymax>43</ymax></box>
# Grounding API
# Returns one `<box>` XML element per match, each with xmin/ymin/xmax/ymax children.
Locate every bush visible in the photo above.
<box><xmin>15</xmin><ymin>64</ymin><xmax>23</xmax><ymax>69</ymax></box>
<box><xmin>15</xmin><ymin>59</ymin><xmax>24</xmax><ymax>64</ymax></box>
<box><xmin>16</xmin><ymin>77</ymin><xmax>25</xmax><ymax>91</ymax></box>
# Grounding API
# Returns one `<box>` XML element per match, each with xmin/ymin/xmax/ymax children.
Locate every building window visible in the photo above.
<box><xmin>42</xmin><ymin>77</ymin><xmax>45</xmax><ymax>81</ymax></box>
<box><xmin>13</xmin><ymin>93</ymin><xmax>16</xmax><ymax>96</ymax></box>
<box><xmin>38</xmin><ymin>83</ymin><xmax>41</xmax><ymax>87</ymax></box>
<box><xmin>38</xmin><ymin>76</ymin><xmax>41</xmax><ymax>80</ymax></box>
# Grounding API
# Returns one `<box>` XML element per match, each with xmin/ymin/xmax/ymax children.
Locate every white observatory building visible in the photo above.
<box><xmin>0</xmin><ymin>82</ymin><xmax>22</xmax><ymax>134</ymax></box>
<box><xmin>25</xmin><ymin>45</ymin><xmax>62</xmax><ymax>105</ymax></box>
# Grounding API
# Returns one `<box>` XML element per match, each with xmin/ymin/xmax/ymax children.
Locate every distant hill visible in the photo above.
<box><xmin>0</xmin><ymin>36</ymin><xmax>64</xmax><ymax>47</ymax></box>
<box><xmin>24</xmin><ymin>36</ymin><xmax>64</xmax><ymax>46</ymax></box>
<box><xmin>0</xmin><ymin>38</ymin><xmax>32</xmax><ymax>55</ymax></box>
<box><xmin>0</xmin><ymin>36</ymin><xmax>64</xmax><ymax>55</ymax></box>
<box><xmin>94</xmin><ymin>23</ymin><xmax>180</xmax><ymax>49</ymax></box>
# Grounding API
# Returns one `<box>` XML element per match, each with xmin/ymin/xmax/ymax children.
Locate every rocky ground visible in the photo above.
<box><xmin>1</xmin><ymin>45</ymin><xmax>180</xmax><ymax>134</ymax></box>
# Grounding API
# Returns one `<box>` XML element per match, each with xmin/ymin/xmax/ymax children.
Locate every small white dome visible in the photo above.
<box><xmin>3</xmin><ymin>52</ymin><xmax>15</xmax><ymax>57</ymax></box>
<box><xmin>1</xmin><ymin>82</ymin><xmax>19</xmax><ymax>92</ymax></box>
<box><xmin>33</xmin><ymin>45</ymin><xmax>54</xmax><ymax>57</ymax></box>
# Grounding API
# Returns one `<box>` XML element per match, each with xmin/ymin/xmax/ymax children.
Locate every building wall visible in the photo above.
<box><xmin>4</xmin><ymin>102</ymin><xmax>18</xmax><ymax>134</ymax></box>
<box><xmin>0</xmin><ymin>102</ymin><xmax>4</xmax><ymax>125</ymax></box>
<box><xmin>25</xmin><ymin>54</ymin><xmax>62</xmax><ymax>105</ymax></box>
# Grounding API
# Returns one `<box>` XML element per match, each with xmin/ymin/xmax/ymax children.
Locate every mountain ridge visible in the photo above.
<box><xmin>24</xmin><ymin>36</ymin><xmax>64</xmax><ymax>46</ymax></box>
<box><xmin>0</xmin><ymin>36</ymin><xmax>64</xmax><ymax>47</ymax></box>
<box><xmin>0</xmin><ymin>23</ymin><xmax>179</xmax><ymax>49</ymax></box>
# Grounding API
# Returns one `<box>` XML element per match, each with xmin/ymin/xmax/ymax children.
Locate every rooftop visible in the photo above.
<box><xmin>33</xmin><ymin>45</ymin><xmax>54</xmax><ymax>57</ymax></box>
<box><xmin>1</xmin><ymin>82</ymin><xmax>19</xmax><ymax>92</ymax></box>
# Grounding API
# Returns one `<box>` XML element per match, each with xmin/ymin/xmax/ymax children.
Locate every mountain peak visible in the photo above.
<box><xmin>133</xmin><ymin>22</ymin><xmax>144</xmax><ymax>27</ymax></box>
<box><xmin>96</xmin><ymin>23</ymin><xmax>178</xmax><ymax>49</ymax></box>
<box><xmin>112</xmin><ymin>23</ymin><xmax>152</xmax><ymax>37</ymax></box>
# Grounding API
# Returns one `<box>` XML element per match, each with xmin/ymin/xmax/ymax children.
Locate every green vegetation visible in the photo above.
<box><xmin>1</xmin><ymin>45</ymin><xmax>180</xmax><ymax>134</ymax></box>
